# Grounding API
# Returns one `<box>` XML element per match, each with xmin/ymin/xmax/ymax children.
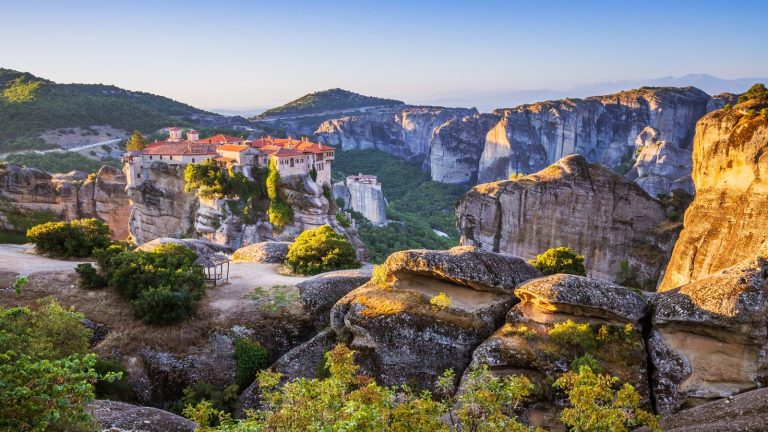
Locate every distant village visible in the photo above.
<box><xmin>122</xmin><ymin>127</ymin><xmax>387</xmax><ymax>225</ymax></box>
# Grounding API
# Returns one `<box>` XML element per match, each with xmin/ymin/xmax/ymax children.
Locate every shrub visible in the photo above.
<box><xmin>430</xmin><ymin>292</ymin><xmax>452</xmax><ymax>310</ymax></box>
<box><xmin>185</xmin><ymin>160</ymin><xmax>226</xmax><ymax>197</ymax></box>
<box><xmin>96</xmin><ymin>243</ymin><xmax>205</xmax><ymax>324</ymax></box>
<box><xmin>234</xmin><ymin>338</ymin><xmax>269</xmax><ymax>390</ymax></box>
<box><xmin>548</xmin><ymin>320</ymin><xmax>598</xmax><ymax>351</ymax></box>
<box><xmin>27</xmin><ymin>218</ymin><xmax>112</xmax><ymax>258</ymax></box>
<box><xmin>309</xmin><ymin>164</ymin><xmax>318</xmax><ymax>181</ymax></box>
<box><xmin>94</xmin><ymin>358</ymin><xmax>137</xmax><ymax>402</ymax></box>
<box><xmin>75</xmin><ymin>263</ymin><xmax>106</xmax><ymax>290</ymax></box>
<box><xmin>762</xmin><ymin>108</ymin><xmax>768</xmax><ymax>118</ymax></box>
<box><xmin>370</xmin><ymin>264</ymin><xmax>389</xmax><ymax>287</ymax></box>
<box><xmin>284</xmin><ymin>225</ymin><xmax>360</xmax><ymax>275</ymax></box>
<box><xmin>737</xmin><ymin>83</ymin><xmax>768</xmax><ymax>103</ymax></box>
<box><xmin>266</xmin><ymin>159</ymin><xmax>280</xmax><ymax>201</ymax></box>
<box><xmin>554</xmin><ymin>365</ymin><xmax>660</xmax><ymax>432</ymax></box>
<box><xmin>177</xmin><ymin>382</ymin><xmax>239</xmax><ymax>417</ymax></box>
<box><xmin>722</xmin><ymin>103</ymin><xmax>732</xmax><ymax>110</ymax></box>
<box><xmin>0</xmin><ymin>299</ymin><xmax>119</xmax><ymax>431</ymax></box>
<box><xmin>335</xmin><ymin>212</ymin><xmax>351</xmax><ymax>228</ymax></box>
<box><xmin>268</xmin><ymin>200</ymin><xmax>293</xmax><ymax>230</ymax></box>
<box><xmin>529</xmin><ymin>246</ymin><xmax>586</xmax><ymax>276</ymax></box>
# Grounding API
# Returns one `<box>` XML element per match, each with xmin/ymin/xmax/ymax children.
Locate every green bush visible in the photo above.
<box><xmin>235</xmin><ymin>338</ymin><xmax>269</xmax><ymax>390</ymax></box>
<box><xmin>0</xmin><ymin>298</ymin><xmax>119</xmax><ymax>431</ymax></box>
<box><xmin>268</xmin><ymin>200</ymin><xmax>293</xmax><ymax>230</ymax></box>
<box><xmin>528</xmin><ymin>246</ymin><xmax>586</xmax><ymax>276</ymax></box>
<box><xmin>184</xmin><ymin>160</ymin><xmax>227</xmax><ymax>197</ymax></box>
<box><xmin>335</xmin><ymin>212</ymin><xmax>351</xmax><ymax>228</ymax></box>
<box><xmin>548</xmin><ymin>320</ymin><xmax>598</xmax><ymax>351</ymax></box>
<box><xmin>75</xmin><ymin>263</ymin><xmax>106</xmax><ymax>290</ymax></box>
<box><xmin>93</xmin><ymin>358</ymin><xmax>136</xmax><ymax>402</ymax></box>
<box><xmin>176</xmin><ymin>382</ymin><xmax>239</xmax><ymax>416</ymax></box>
<box><xmin>284</xmin><ymin>225</ymin><xmax>359</xmax><ymax>275</ymax></box>
<box><xmin>737</xmin><ymin>83</ymin><xmax>768</xmax><ymax>104</ymax></box>
<box><xmin>95</xmin><ymin>243</ymin><xmax>205</xmax><ymax>324</ymax></box>
<box><xmin>26</xmin><ymin>218</ymin><xmax>111</xmax><ymax>258</ymax></box>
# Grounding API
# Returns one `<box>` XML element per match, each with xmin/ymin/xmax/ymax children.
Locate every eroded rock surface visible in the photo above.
<box><xmin>660</xmin><ymin>101</ymin><xmax>768</xmax><ymax>290</ymax></box>
<box><xmin>89</xmin><ymin>400</ymin><xmax>195</xmax><ymax>432</ymax></box>
<box><xmin>654</xmin><ymin>387</ymin><xmax>768</xmax><ymax>432</ymax></box>
<box><xmin>457</xmin><ymin>154</ymin><xmax>673</xmax><ymax>284</ymax></box>
<box><xmin>466</xmin><ymin>274</ymin><xmax>651</xmax><ymax>430</ymax></box>
<box><xmin>0</xmin><ymin>163</ymin><xmax>129</xmax><ymax>239</ymax></box>
<box><xmin>298</xmin><ymin>265</ymin><xmax>373</xmax><ymax>329</ymax></box>
<box><xmin>330</xmin><ymin>246</ymin><xmax>541</xmax><ymax>390</ymax></box>
<box><xmin>650</xmin><ymin>253</ymin><xmax>768</xmax><ymax>413</ymax></box>
<box><xmin>232</xmin><ymin>241</ymin><xmax>291</xmax><ymax>263</ymax></box>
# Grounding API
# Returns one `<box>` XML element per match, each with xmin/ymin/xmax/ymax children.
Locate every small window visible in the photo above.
<box><xmin>160</xmin><ymin>155</ymin><xmax>163</xmax><ymax>160</ymax></box>
<box><xmin>149</xmin><ymin>156</ymin><xmax>153</xmax><ymax>160</ymax></box>
<box><xmin>137</xmin><ymin>173</ymin><xmax>141</xmax><ymax>178</ymax></box>
<box><xmin>192</xmin><ymin>158</ymin><xmax>195</xmax><ymax>163</ymax></box>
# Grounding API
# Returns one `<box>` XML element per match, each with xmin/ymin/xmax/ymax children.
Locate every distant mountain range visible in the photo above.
<box><xmin>255</xmin><ymin>88</ymin><xmax>403</xmax><ymax>119</ymax></box>
<box><xmin>413</xmin><ymin>74</ymin><xmax>768</xmax><ymax>112</ymax></box>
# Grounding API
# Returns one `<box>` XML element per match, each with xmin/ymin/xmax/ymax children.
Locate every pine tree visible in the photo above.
<box><xmin>125</xmin><ymin>130</ymin><xmax>147</xmax><ymax>151</ymax></box>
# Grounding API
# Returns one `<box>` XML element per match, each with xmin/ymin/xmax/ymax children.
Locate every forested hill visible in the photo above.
<box><xmin>0</xmin><ymin>68</ymin><xmax>217</xmax><ymax>151</ymax></box>
<box><xmin>257</xmin><ymin>88</ymin><xmax>404</xmax><ymax>118</ymax></box>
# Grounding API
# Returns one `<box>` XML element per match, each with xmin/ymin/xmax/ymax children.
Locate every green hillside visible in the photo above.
<box><xmin>258</xmin><ymin>88</ymin><xmax>403</xmax><ymax>118</ymax></box>
<box><xmin>0</xmin><ymin>68</ymin><xmax>214</xmax><ymax>152</ymax></box>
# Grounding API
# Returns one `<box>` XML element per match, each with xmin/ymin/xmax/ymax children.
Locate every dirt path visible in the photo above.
<box><xmin>0</xmin><ymin>244</ymin><xmax>88</xmax><ymax>274</ymax></box>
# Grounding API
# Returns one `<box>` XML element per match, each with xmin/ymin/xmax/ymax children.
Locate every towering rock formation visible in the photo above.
<box><xmin>456</xmin><ymin>154</ymin><xmax>674</xmax><ymax>284</ymax></box>
<box><xmin>315</xmin><ymin>87</ymin><xmax>716</xmax><ymax>197</ymax></box>
<box><xmin>335</xmin><ymin>174</ymin><xmax>387</xmax><ymax>225</ymax></box>
<box><xmin>127</xmin><ymin>161</ymin><xmax>367</xmax><ymax>259</ymax></box>
<box><xmin>0</xmin><ymin>163</ymin><xmax>130</xmax><ymax>239</ymax></box>
<box><xmin>660</xmin><ymin>101</ymin><xmax>768</xmax><ymax>290</ymax></box>
<box><xmin>315</xmin><ymin>106</ymin><xmax>477</xmax><ymax>159</ymax></box>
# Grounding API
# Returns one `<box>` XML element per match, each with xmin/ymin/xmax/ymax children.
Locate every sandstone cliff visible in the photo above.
<box><xmin>127</xmin><ymin>161</ymin><xmax>367</xmax><ymax>259</ymax></box>
<box><xmin>457</xmin><ymin>154</ymin><xmax>674</xmax><ymax>284</ymax></box>
<box><xmin>0</xmin><ymin>163</ymin><xmax>130</xmax><ymax>239</ymax></box>
<box><xmin>315</xmin><ymin>87</ymin><xmax>716</xmax><ymax>197</ymax></box>
<box><xmin>660</xmin><ymin>101</ymin><xmax>768</xmax><ymax>290</ymax></box>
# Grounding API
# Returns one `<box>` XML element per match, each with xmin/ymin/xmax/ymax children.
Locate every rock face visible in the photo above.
<box><xmin>0</xmin><ymin>163</ymin><xmax>130</xmax><ymax>239</ymax></box>
<box><xmin>298</xmin><ymin>265</ymin><xmax>373</xmax><ymax>329</ymax></box>
<box><xmin>649</xmin><ymin>253</ymin><xmax>768</xmax><ymax>413</ymax></box>
<box><xmin>457</xmin><ymin>154</ymin><xmax>673</xmax><ymax>284</ymax></box>
<box><xmin>231</xmin><ymin>241</ymin><xmax>291</xmax><ymax>263</ymax></box>
<box><xmin>654</xmin><ymin>387</ymin><xmax>768</xmax><ymax>432</ymax></box>
<box><xmin>127</xmin><ymin>162</ymin><xmax>367</xmax><ymax>260</ymax></box>
<box><xmin>89</xmin><ymin>400</ymin><xmax>195</xmax><ymax>432</ymax></box>
<box><xmin>340</xmin><ymin>176</ymin><xmax>387</xmax><ymax>225</ymax></box>
<box><xmin>330</xmin><ymin>246</ymin><xmax>541</xmax><ymax>390</ymax></box>
<box><xmin>315</xmin><ymin>88</ymin><xmax>716</xmax><ymax>197</ymax></box>
<box><xmin>467</xmin><ymin>274</ymin><xmax>650</xmax><ymax>429</ymax></box>
<box><xmin>660</xmin><ymin>103</ymin><xmax>768</xmax><ymax>290</ymax></box>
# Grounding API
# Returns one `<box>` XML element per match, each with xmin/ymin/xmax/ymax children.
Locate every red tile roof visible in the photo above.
<box><xmin>217</xmin><ymin>144</ymin><xmax>250</xmax><ymax>152</ymax></box>
<box><xmin>142</xmin><ymin>141</ymin><xmax>217</xmax><ymax>156</ymax></box>
<box><xmin>259</xmin><ymin>145</ymin><xmax>305</xmax><ymax>157</ymax></box>
<box><xmin>250</xmin><ymin>137</ymin><xmax>334</xmax><ymax>155</ymax></box>
<box><xmin>198</xmin><ymin>134</ymin><xmax>243</xmax><ymax>144</ymax></box>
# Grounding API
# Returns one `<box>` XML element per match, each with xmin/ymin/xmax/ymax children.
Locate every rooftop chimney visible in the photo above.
<box><xmin>168</xmin><ymin>127</ymin><xmax>183</xmax><ymax>142</ymax></box>
<box><xmin>186</xmin><ymin>130</ymin><xmax>200</xmax><ymax>141</ymax></box>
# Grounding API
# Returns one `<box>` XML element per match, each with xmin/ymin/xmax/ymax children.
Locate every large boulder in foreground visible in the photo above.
<box><xmin>660</xmin><ymin>102</ymin><xmax>768</xmax><ymax>290</ymax></box>
<box><xmin>649</xmin><ymin>253</ymin><xmax>768</xmax><ymax>413</ymax></box>
<box><xmin>298</xmin><ymin>265</ymin><xmax>373</xmax><ymax>329</ymax></box>
<box><xmin>651</xmin><ymin>387</ymin><xmax>768</xmax><ymax>432</ymax></box>
<box><xmin>330</xmin><ymin>246</ymin><xmax>541</xmax><ymax>390</ymax></box>
<box><xmin>136</xmin><ymin>237</ymin><xmax>233</xmax><ymax>256</ymax></box>
<box><xmin>457</xmin><ymin>154</ymin><xmax>673</xmax><ymax>285</ymax></box>
<box><xmin>466</xmin><ymin>274</ymin><xmax>650</xmax><ymax>430</ymax></box>
<box><xmin>231</xmin><ymin>241</ymin><xmax>291</xmax><ymax>263</ymax></box>
<box><xmin>89</xmin><ymin>400</ymin><xmax>194</xmax><ymax>432</ymax></box>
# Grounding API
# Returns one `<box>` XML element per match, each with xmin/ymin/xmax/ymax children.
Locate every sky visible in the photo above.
<box><xmin>1</xmin><ymin>0</ymin><xmax>767</xmax><ymax>111</ymax></box>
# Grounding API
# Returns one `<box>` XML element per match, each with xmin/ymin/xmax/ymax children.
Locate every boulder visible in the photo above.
<box><xmin>136</xmin><ymin>237</ymin><xmax>233</xmax><ymax>257</ymax></box>
<box><xmin>298</xmin><ymin>265</ymin><xmax>373</xmax><ymax>328</ymax></box>
<box><xmin>232</xmin><ymin>241</ymin><xmax>291</xmax><ymax>263</ymax></box>
<box><xmin>464</xmin><ymin>274</ymin><xmax>650</xmax><ymax>430</ymax></box>
<box><xmin>649</xmin><ymin>253</ymin><xmax>768</xmax><ymax>413</ymax></box>
<box><xmin>654</xmin><ymin>387</ymin><xmax>768</xmax><ymax>432</ymax></box>
<box><xmin>457</xmin><ymin>154</ymin><xmax>674</xmax><ymax>284</ymax></box>
<box><xmin>89</xmin><ymin>400</ymin><xmax>195</xmax><ymax>432</ymax></box>
<box><xmin>330</xmin><ymin>246</ymin><xmax>541</xmax><ymax>390</ymax></box>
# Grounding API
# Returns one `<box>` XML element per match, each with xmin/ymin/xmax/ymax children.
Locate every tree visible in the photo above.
<box><xmin>27</xmin><ymin>218</ymin><xmax>112</xmax><ymax>258</ymax></box>
<box><xmin>125</xmin><ymin>130</ymin><xmax>148</xmax><ymax>151</ymax></box>
<box><xmin>529</xmin><ymin>246</ymin><xmax>586</xmax><ymax>276</ymax></box>
<box><xmin>284</xmin><ymin>225</ymin><xmax>359</xmax><ymax>275</ymax></box>
<box><xmin>554</xmin><ymin>365</ymin><xmax>660</xmax><ymax>432</ymax></box>
<box><xmin>0</xmin><ymin>298</ymin><xmax>119</xmax><ymax>431</ymax></box>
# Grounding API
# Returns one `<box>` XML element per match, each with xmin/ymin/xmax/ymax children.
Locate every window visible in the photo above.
<box><xmin>290</xmin><ymin>158</ymin><xmax>294</xmax><ymax>168</ymax></box>
<box><xmin>160</xmin><ymin>155</ymin><xmax>163</xmax><ymax>160</ymax></box>
<box><xmin>149</xmin><ymin>156</ymin><xmax>153</xmax><ymax>160</ymax></box>
<box><xmin>137</xmin><ymin>173</ymin><xmax>141</xmax><ymax>179</ymax></box>
<box><xmin>192</xmin><ymin>158</ymin><xmax>195</xmax><ymax>163</ymax></box>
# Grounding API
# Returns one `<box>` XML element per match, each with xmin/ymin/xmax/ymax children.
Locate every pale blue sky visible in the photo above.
<box><xmin>1</xmin><ymin>0</ymin><xmax>766</xmax><ymax>110</ymax></box>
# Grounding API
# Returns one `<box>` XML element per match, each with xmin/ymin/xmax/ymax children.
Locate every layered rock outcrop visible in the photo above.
<box><xmin>330</xmin><ymin>246</ymin><xmax>541</xmax><ymax>390</ymax></box>
<box><xmin>0</xmin><ymin>163</ymin><xmax>130</xmax><ymax>239</ymax></box>
<box><xmin>457</xmin><ymin>154</ymin><xmax>674</xmax><ymax>284</ymax></box>
<box><xmin>649</xmin><ymin>253</ymin><xmax>768</xmax><ymax>413</ymax></box>
<box><xmin>89</xmin><ymin>400</ymin><xmax>195</xmax><ymax>432</ymax></box>
<box><xmin>127</xmin><ymin>162</ymin><xmax>367</xmax><ymax>259</ymax></box>
<box><xmin>298</xmin><ymin>265</ymin><xmax>373</xmax><ymax>329</ymax></box>
<box><xmin>660</xmin><ymin>102</ymin><xmax>768</xmax><ymax>290</ymax></box>
<box><xmin>315</xmin><ymin>87</ymin><xmax>717</xmax><ymax>196</ymax></box>
<box><xmin>466</xmin><ymin>274</ymin><xmax>650</xmax><ymax>429</ymax></box>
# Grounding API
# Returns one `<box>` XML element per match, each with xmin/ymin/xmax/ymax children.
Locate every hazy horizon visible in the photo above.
<box><xmin>3</xmin><ymin>0</ymin><xmax>767</xmax><ymax>112</ymax></box>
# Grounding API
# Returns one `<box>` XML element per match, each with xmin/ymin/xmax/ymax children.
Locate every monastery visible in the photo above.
<box><xmin>123</xmin><ymin>128</ymin><xmax>335</xmax><ymax>187</ymax></box>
